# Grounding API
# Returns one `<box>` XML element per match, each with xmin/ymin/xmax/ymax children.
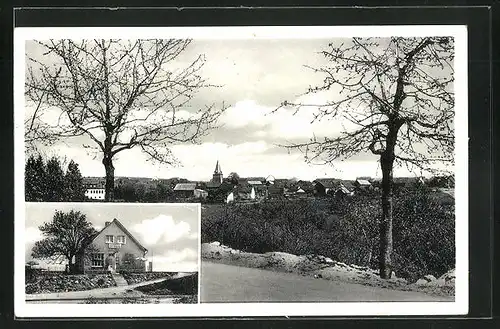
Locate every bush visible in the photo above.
<box><xmin>201</xmin><ymin>186</ymin><xmax>455</xmax><ymax>281</ymax></box>
<box><xmin>118</xmin><ymin>253</ymin><xmax>146</xmax><ymax>272</ymax></box>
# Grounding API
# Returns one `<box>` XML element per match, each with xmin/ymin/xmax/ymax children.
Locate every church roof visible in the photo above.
<box><xmin>214</xmin><ymin>160</ymin><xmax>222</xmax><ymax>174</ymax></box>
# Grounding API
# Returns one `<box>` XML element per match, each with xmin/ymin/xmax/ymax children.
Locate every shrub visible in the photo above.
<box><xmin>201</xmin><ymin>186</ymin><xmax>455</xmax><ymax>281</ymax></box>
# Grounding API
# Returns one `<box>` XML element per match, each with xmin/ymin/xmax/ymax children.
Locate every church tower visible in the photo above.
<box><xmin>212</xmin><ymin>160</ymin><xmax>223</xmax><ymax>185</ymax></box>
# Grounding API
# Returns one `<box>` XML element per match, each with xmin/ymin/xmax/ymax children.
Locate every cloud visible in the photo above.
<box><xmin>150</xmin><ymin>248</ymin><xmax>198</xmax><ymax>272</ymax></box>
<box><xmin>131</xmin><ymin>214</ymin><xmax>192</xmax><ymax>246</ymax></box>
<box><xmin>220</xmin><ymin>99</ymin><xmax>346</xmax><ymax>141</ymax></box>
<box><xmin>25</xmin><ymin>227</ymin><xmax>42</xmax><ymax>243</ymax></box>
<box><xmin>188</xmin><ymin>232</ymin><xmax>199</xmax><ymax>240</ymax></box>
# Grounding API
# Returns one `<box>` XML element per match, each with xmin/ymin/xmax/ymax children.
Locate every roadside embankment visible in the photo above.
<box><xmin>202</xmin><ymin>242</ymin><xmax>455</xmax><ymax>298</ymax></box>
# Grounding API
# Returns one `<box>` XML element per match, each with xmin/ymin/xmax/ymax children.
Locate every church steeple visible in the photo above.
<box><xmin>214</xmin><ymin>160</ymin><xmax>222</xmax><ymax>175</ymax></box>
<box><xmin>212</xmin><ymin>160</ymin><xmax>223</xmax><ymax>185</ymax></box>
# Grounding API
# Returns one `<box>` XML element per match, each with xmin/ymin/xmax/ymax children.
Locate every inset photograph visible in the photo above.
<box><xmin>24</xmin><ymin>203</ymin><xmax>200</xmax><ymax>304</ymax></box>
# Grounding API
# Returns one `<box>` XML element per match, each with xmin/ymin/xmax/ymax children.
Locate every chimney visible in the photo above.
<box><xmin>105</xmin><ymin>221</ymin><xmax>110</xmax><ymax>227</ymax></box>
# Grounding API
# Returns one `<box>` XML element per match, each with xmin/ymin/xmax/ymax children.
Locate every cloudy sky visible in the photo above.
<box><xmin>24</xmin><ymin>37</ymin><xmax>452</xmax><ymax>181</ymax></box>
<box><xmin>24</xmin><ymin>203</ymin><xmax>200</xmax><ymax>272</ymax></box>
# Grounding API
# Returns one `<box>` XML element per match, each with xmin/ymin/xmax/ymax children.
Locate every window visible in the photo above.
<box><xmin>117</xmin><ymin>235</ymin><xmax>126</xmax><ymax>244</ymax></box>
<box><xmin>105</xmin><ymin>235</ymin><xmax>114</xmax><ymax>243</ymax></box>
<box><xmin>91</xmin><ymin>253</ymin><xmax>104</xmax><ymax>267</ymax></box>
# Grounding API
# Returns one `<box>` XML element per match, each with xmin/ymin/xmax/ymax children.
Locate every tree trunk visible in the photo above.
<box><xmin>68</xmin><ymin>254</ymin><xmax>77</xmax><ymax>274</ymax></box>
<box><xmin>103</xmin><ymin>153</ymin><xmax>115</xmax><ymax>201</ymax></box>
<box><xmin>379</xmin><ymin>150</ymin><xmax>395</xmax><ymax>279</ymax></box>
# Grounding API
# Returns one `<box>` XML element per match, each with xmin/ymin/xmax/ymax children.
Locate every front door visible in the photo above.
<box><xmin>105</xmin><ymin>254</ymin><xmax>116</xmax><ymax>272</ymax></box>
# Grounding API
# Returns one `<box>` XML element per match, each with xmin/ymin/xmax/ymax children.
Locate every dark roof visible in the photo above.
<box><xmin>214</xmin><ymin>160</ymin><xmax>222</xmax><ymax>174</ymax></box>
<box><xmin>235</xmin><ymin>186</ymin><xmax>254</xmax><ymax>194</ymax></box>
<box><xmin>85</xmin><ymin>183</ymin><xmax>105</xmax><ymax>189</ymax></box>
<box><xmin>287</xmin><ymin>186</ymin><xmax>306</xmax><ymax>193</ymax></box>
<box><xmin>340</xmin><ymin>181</ymin><xmax>355</xmax><ymax>191</ymax></box>
<box><xmin>430</xmin><ymin>188</ymin><xmax>455</xmax><ymax>205</ymax></box>
<box><xmin>393</xmin><ymin>177</ymin><xmax>422</xmax><ymax>184</ymax></box>
<box><xmin>174</xmin><ymin>183</ymin><xmax>197</xmax><ymax>191</ymax></box>
<box><xmin>206</xmin><ymin>181</ymin><xmax>222</xmax><ymax>188</ymax></box>
<box><xmin>243</xmin><ymin>177</ymin><xmax>266</xmax><ymax>183</ymax></box>
<box><xmin>272</xmin><ymin>179</ymin><xmax>291</xmax><ymax>188</ymax></box>
<box><xmin>314</xmin><ymin>178</ymin><xmax>341</xmax><ymax>188</ymax></box>
<box><xmin>253</xmin><ymin>184</ymin><xmax>268</xmax><ymax>191</ymax></box>
<box><xmin>90</xmin><ymin>219</ymin><xmax>147</xmax><ymax>254</ymax></box>
<box><xmin>268</xmin><ymin>186</ymin><xmax>284</xmax><ymax>194</ymax></box>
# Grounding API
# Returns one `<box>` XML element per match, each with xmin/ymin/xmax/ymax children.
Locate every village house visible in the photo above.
<box><xmin>284</xmin><ymin>185</ymin><xmax>307</xmax><ymax>197</ymax></box>
<box><xmin>267</xmin><ymin>186</ymin><xmax>285</xmax><ymax>199</ymax></box>
<box><xmin>313</xmin><ymin>178</ymin><xmax>339</xmax><ymax>196</ymax></box>
<box><xmin>194</xmin><ymin>188</ymin><xmax>209</xmax><ymax>199</ymax></box>
<box><xmin>313</xmin><ymin>179</ymin><xmax>355</xmax><ymax>197</ymax></box>
<box><xmin>173</xmin><ymin>183</ymin><xmax>198</xmax><ymax>199</ymax></box>
<box><xmin>354</xmin><ymin>179</ymin><xmax>372</xmax><ymax>192</ymax></box>
<box><xmin>76</xmin><ymin>219</ymin><xmax>148</xmax><ymax>273</ymax></box>
<box><xmin>84</xmin><ymin>182</ymin><xmax>106</xmax><ymax>200</ymax></box>
<box><xmin>227</xmin><ymin>185</ymin><xmax>256</xmax><ymax>203</ymax></box>
<box><xmin>289</xmin><ymin>180</ymin><xmax>315</xmax><ymax>196</ymax></box>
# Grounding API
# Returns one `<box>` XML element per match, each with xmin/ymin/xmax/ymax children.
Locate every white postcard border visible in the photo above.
<box><xmin>14</xmin><ymin>24</ymin><xmax>468</xmax><ymax>317</ymax></box>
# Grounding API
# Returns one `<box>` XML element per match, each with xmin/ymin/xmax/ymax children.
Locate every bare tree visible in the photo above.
<box><xmin>278</xmin><ymin>37</ymin><xmax>454</xmax><ymax>278</ymax></box>
<box><xmin>25</xmin><ymin>39</ymin><xmax>227</xmax><ymax>200</ymax></box>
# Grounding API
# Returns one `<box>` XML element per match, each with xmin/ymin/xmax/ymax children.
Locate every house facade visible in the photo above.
<box><xmin>173</xmin><ymin>183</ymin><xmax>198</xmax><ymax>199</ymax></box>
<box><xmin>76</xmin><ymin>219</ymin><xmax>148</xmax><ymax>273</ymax></box>
<box><xmin>84</xmin><ymin>183</ymin><xmax>106</xmax><ymax>200</ymax></box>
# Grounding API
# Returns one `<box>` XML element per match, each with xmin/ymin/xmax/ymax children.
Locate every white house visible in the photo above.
<box><xmin>194</xmin><ymin>189</ymin><xmax>208</xmax><ymax>199</ymax></box>
<box><xmin>85</xmin><ymin>183</ymin><xmax>106</xmax><ymax>200</ymax></box>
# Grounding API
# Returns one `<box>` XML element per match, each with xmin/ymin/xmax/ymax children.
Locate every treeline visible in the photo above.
<box><xmin>202</xmin><ymin>185</ymin><xmax>455</xmax><ymax>282</ymax></box>
<box><xmin>114</xmin><ymin>180</ymin><xmax>176</xmax><ymax>203</ymax></box>
<box><xmin>25</xmin><ymin>155</ymin><xmax>85</xmax><ymax>202</ymax></box>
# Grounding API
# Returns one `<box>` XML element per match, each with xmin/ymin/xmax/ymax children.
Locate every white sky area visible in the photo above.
<box><xmin>24</xmin><ymin>38</ymin><xmax>454</xmax><ymax>181</ymax></box>
<box><xmin>24</xmin><ymin>203</ymin><xmax>200</xmax><ymax>272</ymax></box>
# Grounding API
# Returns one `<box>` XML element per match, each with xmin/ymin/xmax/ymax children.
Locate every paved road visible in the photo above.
<box><xmin>200</xmin><ymin>262</ymin><xmax>452</xmax><ymax>303</ymax></box>
<box><xmin>26</xmin><ymin>272</ymin><xmax>192</xmax><ymax>302</ymax></box>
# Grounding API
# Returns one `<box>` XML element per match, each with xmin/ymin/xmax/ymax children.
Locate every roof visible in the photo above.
<box><xmin>431</xmin><ymin>188</ymin><xmax>455</xmax><ymax>205</ymax></box>
<box><xmin>174</xmin><ymin>183</ymin><xmax>197</xmax><ymax>191</ymax></box>
<box><xmin>206</xmin><ymin>181</ymin><xmax>222</xmax><ymax>188</ymax></box>
<box><xmin>340</xmin><ymin>181</ymin><xmax>355</xmax><ymax>191</ymax></box>
<box><xmin>272</xmin><ymin>179</ymin><xmax>291</xmax><ymax>188</ymax></box>
<box><xmin>314</xmin><ymin>178</ymin><xmax>341</xmax><ymax>188</ymax></box>
<box><xmin>214</xmin><ymin>160</ymin><xmax>222</xmax><ymax>174</ymax></box>
<box><xmin>244</xmin><ymin>177</ymin><xmax>266</xmax><ymax>183</ymax></box>
<box><xmin>89</xmin><ymin>219</ymin><xmax>147</xmax><ymax>254</ymax></box>
<box><xmin>235</xmin><ymin>186</ymin><xmax>254</xmax><ymax>194</ymax></box>
<box><xmin>287</xmin><ymin>186</ymin><xmax>306</xmax><ymax>193</ymax></box>
<box><xmin>393</xmin><ymin>177</ymin><xmax>421</xmax><ymax>184</ymax></box>
<box><xmin>338</xmin><ymin>185</ymin><xmax>353</xmax><ymax>194</ymax></box>
<box><xmin>85</xmin><ymin>183</ymin><xmax>105</xmax><ymax>189</ymax></box>
<box><xmin>268</xmin><ymin>186</ymin><xmax>284</xmax><ymax>194</ymax></box>
<box><xmin>247</xmin><ymin>180</ymin><xmax>264</xmax><ymax>185</ymax></box>
<box><xmin>438</xmin><ymin>188</ymin><xmax>455</xmax><ymax>199</ymax></box>
<box><xmin>356</xmin><ymin>179</ymin><xmax>371</xmax><ymax>186</ymax></box>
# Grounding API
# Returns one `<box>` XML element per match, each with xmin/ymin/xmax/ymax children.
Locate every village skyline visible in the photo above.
<box><xmin>75</xmin><ymin>157</ymin><xmax>448</xmax><ymax>184</ymax></box>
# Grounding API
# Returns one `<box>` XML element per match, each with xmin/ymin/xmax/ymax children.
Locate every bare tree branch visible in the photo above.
<box><xmin>25</xmin><ymin>39</ymin><xmax>228</xmax><ymax>200</ymax></box>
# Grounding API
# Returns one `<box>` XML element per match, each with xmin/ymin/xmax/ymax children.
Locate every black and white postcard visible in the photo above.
<box><xmin>14</xmin><ymin>25</ymin><xmax>468</xmax><ymax>317</ymax></box>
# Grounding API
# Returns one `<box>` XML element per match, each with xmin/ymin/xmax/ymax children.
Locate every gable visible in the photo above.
<box><xmin>89</xmin><ymin>220</ymin><xmax>146</xmax><ymax>254</ymax></box>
